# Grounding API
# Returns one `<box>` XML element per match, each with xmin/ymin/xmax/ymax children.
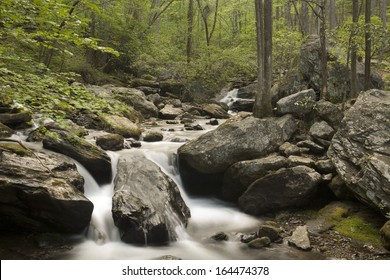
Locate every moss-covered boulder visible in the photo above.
<box><xmin>0</xmin><ymin>122</ymin><xmax>13</xmax><ymax>138</ymax></box>
<box><xmin>96</xmin><ymin>133</ymin><xmax>124</xmax><ymax>151</ymax></box>
<box><xmin>101</xmin><ymin>114</ymin><xmax>142</xmax><ymax>139</ymax></box>
<box><xmin>43</xmin><ymin>130</ymin><xmax>112</xmax><ymax>184</ymax></box>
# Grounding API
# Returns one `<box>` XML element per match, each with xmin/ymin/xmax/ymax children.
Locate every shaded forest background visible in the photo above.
<box><xmin>1</xmin><ymin>0</ymin><xmax>389</xmax><ymax>106</ymax></box>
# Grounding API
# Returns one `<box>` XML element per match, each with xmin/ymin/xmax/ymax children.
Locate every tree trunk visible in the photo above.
<box><xmin>253</xmin><ymin>0</ymin><xmax>273</xmax><ymax>118</ymax></box>
<box><xmin>372</xmin><ymin>0</ymin><xmax>377</xmax><ymax>15</ymax></box>
<box><xmin>320</xmin><ymin>0</ymin><xmax>328</xmax><ymax>100</ymax></box>
<box><xmin>364</xmin><ymin>0</ymin><xmax>371</xmax><ymax>90</ymax></box>
<box><xmin>301</xmin><ymin>1</ymin><xmax>309</xmax><ymax>35</ymax></box>
<box><xmin>379</xmin><ymin>0</ymin><xmax>387</xmax><ymax>62</ymax></box>
<box><xmin>329</xmin><ymin>0</ymin><xmax>336</xmax><ymax>30</ymax></box>
<box><xmin>350</xmin><ymin>0</ymin><xmax>359</xmax><ymax>101</ymax></box>
<box><xmin>187</xmin><ymin>0</ymin><xmax>194</xmax><ymax>63</ymax></box>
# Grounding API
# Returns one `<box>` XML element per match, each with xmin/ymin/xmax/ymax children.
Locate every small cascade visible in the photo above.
<box><xmin>219</xmin><ymin>88</ymin><xmax>239</xmax><ymax>108</ymax></box>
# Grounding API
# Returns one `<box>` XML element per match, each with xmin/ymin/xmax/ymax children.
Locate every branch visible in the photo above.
<box><xmin>146</xmin><ymin>0</ymin><xmax>176</xmax><ymax>32</ymax></box>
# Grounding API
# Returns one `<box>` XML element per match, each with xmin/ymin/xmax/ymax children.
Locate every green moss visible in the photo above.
<box><xmin>318</xmin><ymin>202</ymin><xmax>353</xmax><ymax>222</ymax></box>
<box><xmin>0</xmin><ymin>142</ymin><xmax>33</xmax><ymax>156</ymax></box>
<box><xmin>334</xmin><ymin>216</ymin><xmax>381</xmax><ymax>245</ymax></box>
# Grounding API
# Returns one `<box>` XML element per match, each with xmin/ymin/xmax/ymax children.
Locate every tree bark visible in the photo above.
<box><xmin>253</xmin><ymin>0</ymin><xmax>273</xmax><ymax>118</ymax></box>
<box><xmin>364</xmin><ymin>0</ymin><xmax>371</xmax><ymax>90</ymax></box>
<box><xmin>329</xmin><ymin>0</ymin><xmax>336</xmax><ymax>30</ymax></box>
<box><xmin>350</xmin><ymin>0</ymin><xmax>359</xmax><ymax>101</ymax></box>
<box><xmin>319</xmin><ymin>0</ymin><xmax>328</xmax><ymax>100</ymax></box>
<box><xmin>379</xmin><ymin>0</ymin><xmax>387</xmax><ymax>62</ymax></box>
<box><xmin>186</xmin><ymin>0</ymin><xmax>194</xmax><ymax>63</ymax></box>
<box><xmin>301</xmin><ymin>1</ymin><xmax>309</xmax><ymax>35</ymax></box>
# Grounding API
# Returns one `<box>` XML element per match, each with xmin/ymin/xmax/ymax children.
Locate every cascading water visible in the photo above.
<box><xmin>58</xmin><ymin>120</ymin><xmax>315</xmax><ymax>260</ymax></box>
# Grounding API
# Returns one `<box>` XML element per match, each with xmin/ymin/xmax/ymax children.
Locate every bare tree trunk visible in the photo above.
<box><xmin>285</xmin><ymin>2</ymin><xmax>292</xmax><ymax>29</ymax></box>
<box><xmin>379</xmin><ymin>0</ymin><xmax>387</xmax><ymax>62</ymax></box>
<box><xmin>329</xmin><ymin>0</ymin><xmax>336</xmax><ymax>30</ymax></box>
<box><xmin>319</xmin><ymin>0</ymin><xmax>328</xmax><ymax>100</ymax></box>
<box><xmin>364</xmin><ymin>0</ymin><xmax>371</xmax><ymax>90</ymax></box>
<box><xmin>253</xmin><ymin>0</ymin><xmax>273</xmax><ymax>118</ymax></box>
<box><xmin>301</xmin><ymin>1</ymin><xmax>309</xmax><ymax>35</ymax></box>
<box><xmin>350</xmin><ymin>0</ymin><xmax>359</xmax><ymax>102</ymax></box>
<box><xmin>187</xmin><ymin>0</ymin><xmax>194</xmax><ymax>63</ymax></box>
<box><xmin>372</xmin><ymin>0</ymin><xmax>377</xmax><ymax>15</ymax></box>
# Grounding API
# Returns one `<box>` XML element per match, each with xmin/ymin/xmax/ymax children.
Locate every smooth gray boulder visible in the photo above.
<box><xmin>112</xmin><ymin>152</ymin><xmax>190</xmax><ymax>245</ymax></box>
<box><xmin>328</xmin><ymin>90</ymin><xmax>390</xmax><ymax>215</ymax></box>
<box><xmin>309</xmin><ymin>121</ymin><xmax>335</xmax><ymax>141</ymax></box>
<box><xmin>238</xmin><ymin>166</ymin><xmax>322</xmax><ymax>215</ymax></box>
<box><xmin>96</xmin><ymin>133</ymin><xmax>124</xmax><ymax>151</ymax></box>
<box><xmin>0</xmin><ymin>147</ymin><xmax>93</xmax><ymax>233</ymax></box>
<box><xmin>287</xmin><ymin>225</ymin><xmax>311</xmax><ymax>251</ymax></box>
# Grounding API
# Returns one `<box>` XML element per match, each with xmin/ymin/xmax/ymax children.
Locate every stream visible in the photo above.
<box><xmin>52</xmin><ymin>120</ymin><xmax>318</xmax><ymax>260</ymax></box>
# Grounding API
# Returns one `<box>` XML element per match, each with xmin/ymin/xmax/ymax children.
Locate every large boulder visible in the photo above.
<box><xmin>238</xmin><ymin>166</ymin><xmax>322</xmax><ymax>215</ymax></box>
<box><xmin>276</xmin><ymin>89</ymin><xmax>317</xmax><ymax>116</ymax></box>
<box><xmin>201</xmin><ymin>103</ymin><xmax>230</xmax><ymax>119</ymax></box>
<box><xmin>101</xmin><ymin>114</ymin><xmax>142</xmax><ymax>139</ymax></box>
<box><xmin>222</xmin><ymin>154</ymin><xmax>288</xmax><ymax>201</ymax></box>
<box><xmin>0</xmin><ymin>112</ymin><xmax>32</xmax><ymax>128</ymax></box>
<box><xmin>112</xmin><ymin>87</ymin><xmax>159</xmax><ymax>119</ymax></box>
<box><xmin>328</xmin><ymin>90</ymin><xmax>390</xmax><ymax>215</ymax></box>
<box><xmin>178</xmin><ymin>115</ymin><xmax>292</xmax><ymax>194</ymax></box>
<box><xmin>43</xmin><ymin>130</ymin><xmax>112</xmax><ymax>184</ymax></box>
<box><xmin>112</xmin><ymin>152</ymin><xmax>190</xmax><ymax>245</ymax></box>
<box><xmin>0</xmin><ymin>146</ymin><xmax>93</xmax><ymax>233</ymax></box>
<box><xmin>0</xmin><ymin>122</ymin><xmax>13</xmax><ymax>137</ymax></box>
<box><xmin>96</xmin><ymin>133</ymin><xmax>124</xmax><ymax>151</ymax></box>
<box><xmin>159</xmin><ymin>104</ymin><xmax>184</xmax><ymax>120</ymax></box>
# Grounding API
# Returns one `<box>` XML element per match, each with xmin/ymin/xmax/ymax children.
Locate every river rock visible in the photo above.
<box><xmin>159</xmin><ymin>104</ymin><xmax>184</xmax><ymax>120</ymax></box>
<box><xmin>328</xmin><ymin>90</ymin><xmax>390</xmax><ymax>215</ymax></box>
<box><xmin>222</xmin><ymin>154</ymin><xmax>288</xmax><ymax>201</ymax></box>
<box><xmin>248</xmin><ymin>237</ymin><xmax>271</xmax><ymax>249</ymax></box>
<box><xmin>66</xmin><ymin>108</ymin><xmax>105</xmax><ymax>130</ymax></box>
<box><xmin>279</xmin><ymin>142</ymin><xmax>301</xmax><ymax>156</ymax></box>
<box><xmin>112</xmin><ymin>87</ymin><xmax>159</xmax><ymax>119</ymax></box>
<box><xmin>201</xmin><ymin>103</ymin><xmax>230</xmax><ymax>119</ymax></box>
<box><xmin>237</xmin><ymin>83</ymin><xmax>257</xmax><ymax>99</ymax></box>
<box><xmin>43</xmin><ymin>130</ymin><xmax>112</xmax><ymax>184</ymax></box>
<box><xmin>96</xmin><ymin>133</ymin><xmax>124</xmax><ymax>151</ymax></box>
<box><xmin>230</xmin><ymin>99</ymin><xmax>254</xmax><ymax>112</ymax></box>
<box><xmin>112</xmin><ymin>152</ymin><xmax>190</xmax><ymax>245</ymax></box>
<box><xmin>258</xmin><ymin>224</ymin><xmax>282</xmax><ymax>242</ymax></box>
<box><xmin>296</xmin><ymin>140</ymin><xmax>325</xmax><ymax>154</ymax></box>
<box><xmin>0</xmin><ymin>122</ymin><xmax>13</xmax><ymax>137</ymax></box>
<box><xmin>276</xmin><ymin>89</ymin><xmax>316</xmax><ymax>116</ymax></box>
<box><xmin>101</xmin><ymin>115</ymin><xmax>142</xmax><ymax>139</ymax></box>
<box><xmin>143</xmin><ymin>131</ymin><xmax>164</xmax><ymax>142</ymax></box>
<box><xmin>287</xmin><ymin>225</ymin><xmax>311</xmax><ymax>251</ymax></box>
<box><xmin>178</xmin><ymin>116</ymin><xmax>288</xmax><ymax>194</ymax></box>
<box><xmin>238</xmin><ymin>166</ymin><xmax>322</xmax><ymax>215</ymax></box>
<box><xmin>0</xmin><ymin>149</ymin><xmax>93</xmax><ymax>233</ymax></box>
<box><xmin>0</xmin><ymin>112</ymin><xmax>32</xmax><ymax>128</ymax></box>
<box><xmin>380</xmin><ymin>221</ymin><xmax>390</xmax><ymax>251</ymax></box>
<box><xmin>288</xmin><ymin>155</ymin><xmax>316</xmax><ymax>168</ymax></box>
<box><xmin>315</xmin><ymin>159</ymin><xmax>335</xmax><ymax>174</ymax></box>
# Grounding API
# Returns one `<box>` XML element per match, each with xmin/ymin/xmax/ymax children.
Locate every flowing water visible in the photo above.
<box><xmin>53</xmin><ymin>120</ymin><xmax>318</xmax><ymax>260</ymax></box>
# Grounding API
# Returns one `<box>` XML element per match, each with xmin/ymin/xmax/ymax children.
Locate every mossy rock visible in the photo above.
<box><xmin>318</xmin><ymin>201</ymin><xmax>355</xmax><ymax>222</ymax></box>
<box><xmin>0</xmin><ymin>142</ymin><xmax>32</xmax><ymax>156</ymax></box>
<box><xmin>0</xmin><ymin>122</ymin><xmax>14</xmax><ymax>138</ymax></box>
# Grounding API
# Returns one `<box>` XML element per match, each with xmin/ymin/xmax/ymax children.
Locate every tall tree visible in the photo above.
<box><xmin>379</xmin><ymin>0</ymin><xmax>387</xmax><ymax>62</ymax></box>
<box><xmin>196</xmin><ymin>0</ymin><xmax>219</xmax><ymax>46</ymax></box>
<box><xmin>350</xmin><ymin>0</ymin><xmax>359</xmax><ymax>100</ymax></box>
<box><xmin>329</xmin><ymin>0</ymin><xmax>336</xmax><ymax>30</ymax></box>
<box><xmin>253</xmin><ymin>0</ymin><xmax>273</xmax><ymax>118</ymax></box>
<box><xmin>364</xmin><ymin>0</ymin><xmax>371</xmax><ymax>90</ymax></box>
<box><xmin>187</xmin><ymin>0</ymin><xmax>194</xmax><ymax>63</ymax></box>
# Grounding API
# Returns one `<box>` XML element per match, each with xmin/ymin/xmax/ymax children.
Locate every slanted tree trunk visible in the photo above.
<box><xmin>364</xmin><ymin>0</ymin><xmax>371</xmax><ymax>90</ymax></box>
<box><xmin>350</xmin><ymin>0</ymin><xmax>359</xmax><ymax>101</ymax></box>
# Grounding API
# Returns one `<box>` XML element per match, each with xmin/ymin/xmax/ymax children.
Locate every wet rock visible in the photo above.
<box><xmin>328</xmin><ymin>90</ymin><xmax>390</xmax><ymax>215</ymax></box>
<box><xmin>248</xmin><ymin>237</ymin><xmax>271</xmax><ymax>249</ymax></box>
<box><xmin>112</xmin><ymin>87</ymin><xmax>159</xmax><ymax>119</ymax></box>
<box><xmin>159</xmin><ymin>104</ymin><xmax>184</xmax><ymax>120</ymax></box>
<box><xmin>143</xmin><ymin>131</ymin><xmax>164</xmax><ymax>142</ymax></box>
<box><xmin>66</xmin><ymin>108</ymin><xmax>106</xmax><ymax>130</ymax></box>
<box><xmin>43</xmin><ymin>130</ymin><xmax>112</xmax><ymax>184</ymax></box>
<box><xmin>258</xmin><ymin>225</ymin><xmax>282</xmax><ymax>242</ymax></box>
<box><xmin>101</xmin><ymin>115</ymin><xmax>142</xmax><ymax>139</ymax></box>
<box><xmin>179</xmin><ymin>116</ymin><xmax>287</xmax><ymax>194</ymax></box>
<box><xmin>238</xmin><ymin>166</ymin><xmax>322</xmax><ymax>215</ymax></box>
<box><xmin>184</xmin><ymin>124</ymin><xmax>204</xmax><ymax>131</ymax></box>
<box><xmin>287</xmin><ymin>225</ymin><xmax>311</xmax><ymax>251</ymax></box>
<box><xmin>380</xmin><ymin>221</ymin><xmax>390</xmax><ymax>251</ymax></box>
<box><xmin>112</xmin><ymin>152</ymin><xmax>190</xmax><ymax>245</ymax></box>
<box><xmin>230</xmin><ymin>99</ymin><xmax>254</xmax><ymax>112</ymax></box>
<box><xmin>127</xmin><ymin>139</ymin><xmax>142</xmax><ymax>148</ymax></box>
<box><xmin>201</xmin><ymin>103</ymin><xmax>230</xmax><ymax>119</ymax></box>
<box><xmin>207</xmin><ymin>119</ymin><xmax>219</xmax><ymax>126</ymax></box>
<box><xmin>0</xmin><ymin>122</ymin><xmax>13</xmax><ymax>137</ymax></box>
<box><xmin>240</xmin><ymin>233</ymin><xmax>258</xmax><ymax>243</ymax></box>
<box><xmin>96</xmin><ymin>133</ymin><xmax>124</xmax><ymax>151</ymax></box>
<box><xmin>147</xmin><ymin>93</ymin><xmax>161</xmax><ymax>105</ymax></box>
<box><xmin>0</xmin><ymin>112</ymin><xmax>32</xmax><ymax>128</ymax></box>
<box><xmin>309</xmin><ymin>121</ymin><xmax>335</xmax><ymax>141</ymax></box>
<box><xmin>211</xmin><ymin>232</ymin><xmax>229</xmax><ymax>241</ymax></box>
<box><xmin>276</xmin><ymin>89</ymin><xmax>316</xmax><ymax>116</ymax></box>
<box><xmin>0</xmin><ymin>150</ymin><xmax>92</xmax><ymax>233</ymax></box>
<box><xmin>222</xmin><ymin>154</ymin><xmax>288</xmax><ymax>201</ymax></box>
